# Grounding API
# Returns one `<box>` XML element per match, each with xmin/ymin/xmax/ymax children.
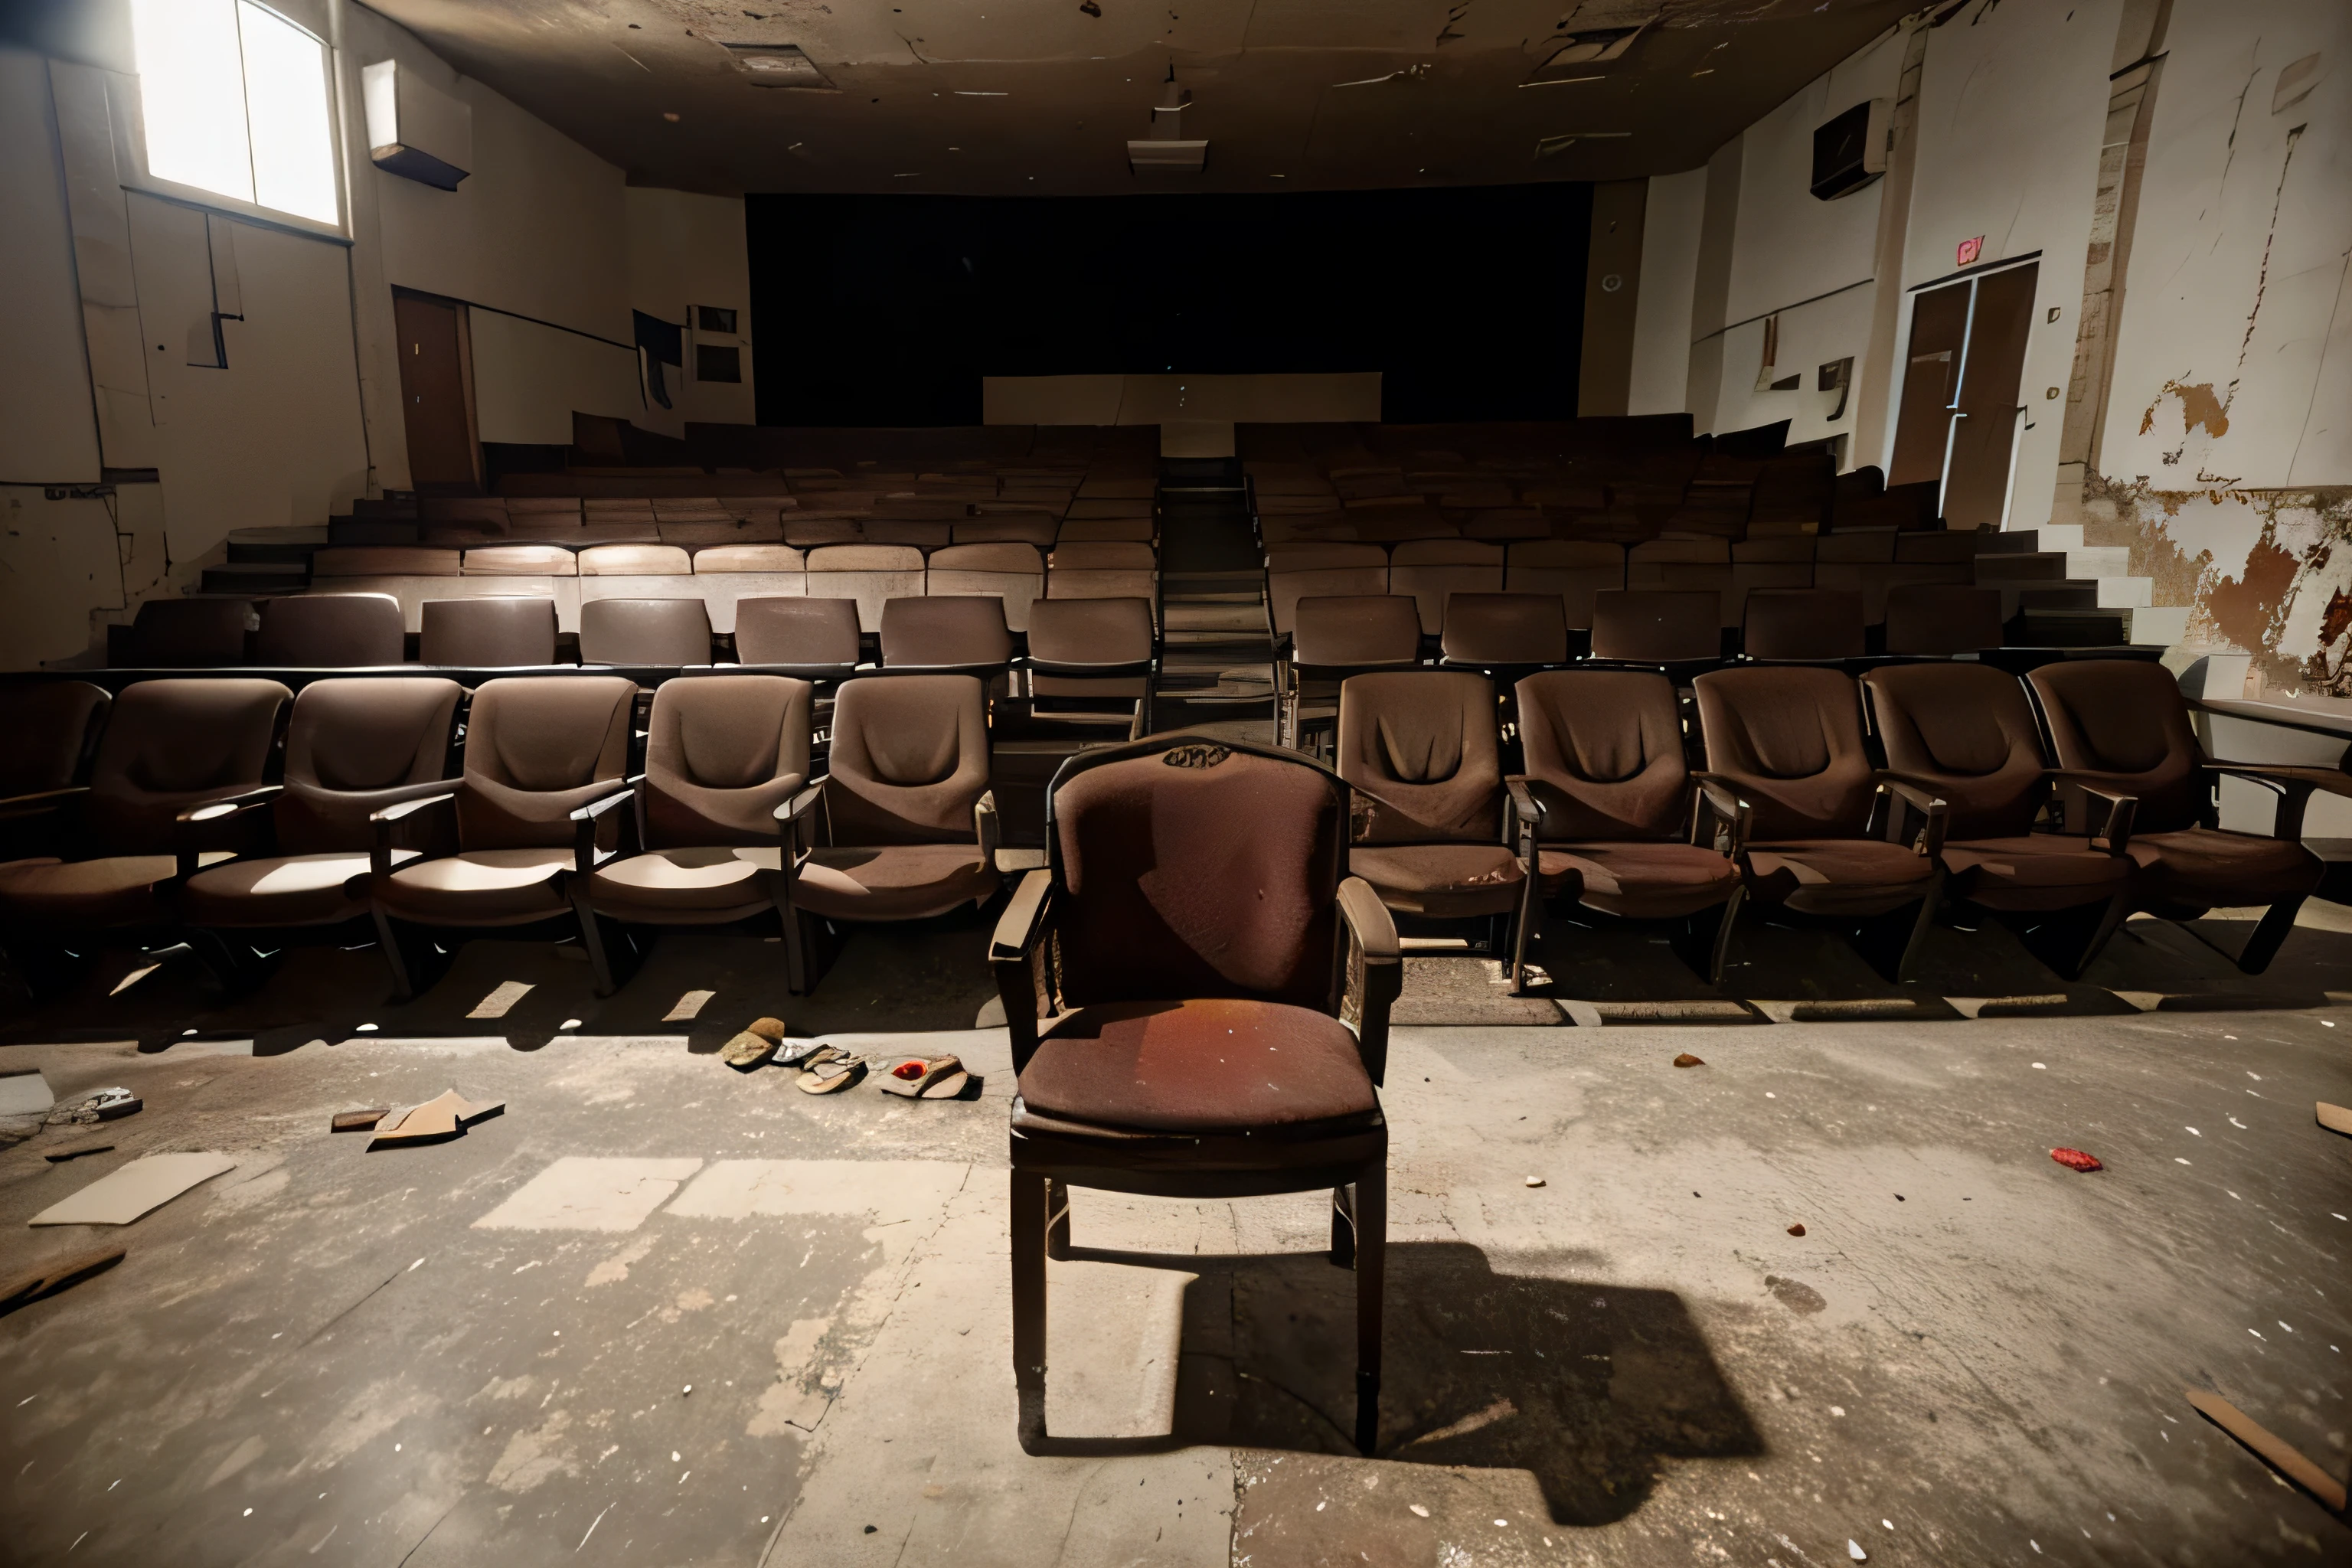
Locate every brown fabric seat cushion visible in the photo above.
<box><xmin>1018</xmin><ymin>998</ymin><xmax>1377</xmax><ymax>1134</ymax></box>
<box><xmin>376</xmin><ymin>848</ymin><xmax>574</xmax><ymax>925</ymax></box>
<box><xmin>1348</xmin><ymin>843</ymin><xmax>1523</xmax><ymax>917</ymax></box>
<box><xmin>181</xmin><ymin>850</ymin><xmax>420</xmax><ymax>926</ymax></box>
<box><xmin>0</xmin><ymin>855</ymin><xmax>178</xmax><ymax>927</ymax></box>
<box><xmin>584</xmin><ymin>847</ymin><xmax>780</xmax><ymax>921</ymax></box>
<box><xmin>2125</xmin><ymin>828</ymin><xmax>2322</xmax><ymax>910</ymax></box>
<box><xmin>792</xmin><ymin>844</ymin><xmax>996</xmax><ymax>921</ymax></box>
<box><xmin>1536</xmin><ymin>842</ymin><xmax>1741</xmax><ymax>919</ymax></box>
<box><xmin>1743</xmin><ymin>839</ymin><xmax>1936</xmax><ymax>915</ymax></box>
<box><xmin>1939</xmin><ymin>836</ymin><xmax>2132</xmax><ymax>913</ymax></box>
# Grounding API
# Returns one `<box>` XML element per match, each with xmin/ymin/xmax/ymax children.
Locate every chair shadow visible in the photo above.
<box><xmin>1031</xmin><ymin>1239</ymin><xmax>1762</xmax><ymax>1527</ymax></box>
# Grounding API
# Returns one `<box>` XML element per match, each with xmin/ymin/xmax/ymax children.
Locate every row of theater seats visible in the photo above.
<box><xmin>6</xmin><ymin>657</ymin><xmax>2327</xmax><ymax>1014</ymax></box>
<box><xmin>1331</xmin><ymin>658</ymin><xmax>2332</xmax><ymax>990</ymax></box>
<box><xmin>296</xmin><ymin>539</ymin><xmax>1158</xmax><ymax>638</ymax></box>
<box><xmin>400</xmin><ymin>506</ymin><xmax>1156</xmax><ymax>551</ymax></box>
<box><xmin>106</xmin><ymin>591</ymin><xmax>1161</xmax><ymax>682</ymax></box>
<box><xmin>1263</xmin><ymin>534</ymin><xmax>1983</xmax><ymax>639</ymax></box>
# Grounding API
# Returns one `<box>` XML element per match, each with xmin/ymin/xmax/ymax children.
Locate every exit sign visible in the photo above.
<box><xmin>1956</xmin><ymin>235</ymin><xmax>1984</xmax><ymax>266</ymax></box>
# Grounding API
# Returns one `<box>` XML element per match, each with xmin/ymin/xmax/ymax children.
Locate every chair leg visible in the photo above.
<box><xmin>1893</xmin><ymin>877</ymin><xmax>1942</xmax><ymax>982</ymax></box>
<box><xmin>575</xmin><ymin>898</ymin><xmax>622</xmax><ymax>998</ymax></box>
<box><xmin>1507</xmin><ymin>875</ymin><xmax>1538</xmax><ymax>995</ymax></box>
<box><xmin>371</xmin><ymin>905</ymin><xmax>418</xmax><ymax>1003</ymax></box>
<box><xmin>2234</xmin><ymin>895</ymin><xmax>2306</xmax><ymax>975</ymax></box>
<box><xmin>1011</xmin><ymin>1167</ymin><xmax>1050</xmax><ymax>1452</ymax></box>
<box><xmin>1044</xmin><ymin>1178</ymin><xmax>1073</xmax><ymax>1260</ymax></box>
<box><xmin>1707</xmin><ymin>886</ymin><xmax>1746</xmax><ymax>985</ymax></box>
<box><xmin>2039</xmin><ymin>890</ymin><xmax>2133</xmax><ymax>980</ymax></box>
<box><xmin>1354</xmin><ymin>1158</ymin><xmax>1385</xmax><ymax>1457</ymax></box>
<box><xmin>1329</xmin><ymin>1182</ymin><xmax>1357</xmax><ymax>1269</ymax></box>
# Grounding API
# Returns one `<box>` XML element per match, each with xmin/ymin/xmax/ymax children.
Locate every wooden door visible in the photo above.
<box><xmin>1887</xmin><ymin>280</ymin><xmax>1971</xmax><ymax>488</ymax></box>
<box><xmin>394</xmin><ymin>292</ymin><xmax>475</xmax><ymax>486</ymax></box>
<box><xmin>1940</xmin><ymin>262</ymin><xmax>2037</xmax><ymax>530</ymax></box>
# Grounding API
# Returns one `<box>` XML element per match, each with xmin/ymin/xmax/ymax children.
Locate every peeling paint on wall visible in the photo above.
<box><xmin>2138</xmin><ymin>378</ymin><xmax>2231</xmax><ymax>443</ymax></box>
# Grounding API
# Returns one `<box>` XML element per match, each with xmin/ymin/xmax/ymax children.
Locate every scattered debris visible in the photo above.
<box><xmin>1672</xmin><ymin>1053</ymin><xmax>1705</xmax><ymax>1067</ymax></box>
<box><xmin>793</xmin><ymin>1047</ymin><xmax>864</xmax><ymax>1094</ymax></box>
<box><xmin>2184</xmin><ymin>1387</ymin><xmax>2348</xmax><ymax>1511</ymax></box>
<box><xmin>1524</xmin><ymin>1175</ymin><xmax>1546</xmax><ymax>1187</ymax></box>
<box><xmin>332</xmin><ymin>1109</ymin><xmax>389</xmax><ymax>1133</ymax></box>
<box><xmin>2050</xmin><ymin>1147</ymin><xmax>2104</xmax><ymax>1172</ymax></box>
<box><xmin>878</xmin><ymin>1055</ymin><xmax>968</xmax><ymax>1099</ymax></box>
<box><xmin>0</xmin><ymin>1246</ymin><xmax>125</xmax><ymax>1314</ymax></box>
<box><xmin>30</xmin><ymin>1152</ymin><xmax>237</xmax><ymax>1226</ymax></box>
<box><xmin>1788</xmin><ymin>1223</ymin><xmax>1806</xmax><ymax>1236</ymax></box>
<box><xmin>2318</xmin><ymin>1102</ymin><xmax>2351</xmax><ymax>1137</ymax></box>
<box><xmin>720</xmin><ymin>1032</ymin><xmax>778</xmax><ymax>1070</ymax></box>
<box><xmin>368</xmin><ymin>1090</ymin><xmax>505</xmax><ymax>1149</ymax></box>
<box><xmin>1848</xmin><ymin>1542</ymin><xmax>1868</xmax><ymax>1562</ymax></box>
<box><xmin>43</xmin><ymin>1142</ymin><xmax>114</xmax><ymax>1163</ymax></box>
<box><xmin>46</xmin><ymin>1089</ymin><xmax>142</xmax><ymax>1126</ymax></box>
<box><xmin>1408</xmin><ymin>1504</ymin><xmax>1430</xmax><ymax>1517</ymax></box>
<box><xmin>1079</xmin><ymin>0</ymin><xmax>1101</xmax><ymax>14</ymax></box>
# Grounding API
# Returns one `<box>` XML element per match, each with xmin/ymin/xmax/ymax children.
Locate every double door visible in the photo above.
<box><xmin>1889</xmin><ymin>261</ymin><xmax>2038</xmax><ymax>530</ymax></box>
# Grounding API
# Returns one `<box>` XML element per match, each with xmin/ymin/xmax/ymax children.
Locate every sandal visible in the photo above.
<box><xmin>797</xmin><ymin>1052</ymin><xmax>864</xmax><ymax>1094</ymax></box>
<box><xmin>877</xmin><ymin>1055</ymin><xmax>969</xmax><ymax>1100</ymax></box>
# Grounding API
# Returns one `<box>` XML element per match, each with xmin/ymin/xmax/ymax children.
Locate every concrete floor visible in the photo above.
<box><xmin>1</xmin><ymin>905</ymin><xmax>2348</xmax><ymax>1567</ymax></box>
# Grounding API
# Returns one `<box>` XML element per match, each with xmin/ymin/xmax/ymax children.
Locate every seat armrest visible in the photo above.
<box><xmin>1874</xmin><ymin>773</ymin><xmax>1950</xmax><ymax>858</ymax></box>
<box><xmin>2208</xmin><ymin>762</ymin><xmax>2351</xmax><ymax>841</ymax></box>
<box><xmin>1504</xmin><ymin>776</ymin><xmax>1544</xmax><ymax>825</ymax></box>
<box><xmin>0</xmin><ymin>785</ymin><xmax>87</xmax><ymax>821</ymax></box>
<box><xmin>1337</xmin><ymin>874</ymin><xmax>1400</xmax><ymax>1087</ymax></box>
<box><xmin>975</xmin><ymin>789</ymin><xmax>1001</xmax><ymax>865</ymax></box>
<box><xmin>773</xmin><ymin>777</ymin><xmax>827</xmax><ymax>854</ymax></box>
<box><xmin>1689</xmin><ymin>772</ymin><xmax>1753</xmax><ymax>856</ymax></box>
<box><xmin>177</xmin><ymin>785</ymin><xmax>283</xmax><ymax>825</ymax></box>
<box><xmin>371</xmin><ymin>791</ymin><xmax>457</xmax><ymax>883</ymax></box>
<box><xmin>570</xmin><ymin>779</ymin><xmax>642</xmax><ymax>877</ymax></box>
<box><xmin>990</xmin><ymin>868</ymin><xmax>1055</xmax><ymax>1070</ymax></box>
<box><xmin>2053</xmin><ymin>776</ymin><xmax>2138</xmax><ymax>854</ymax></box>
<box><xmin>175</xmin><ymin>785</ymin><xmax>285</xmax><ymax>880</ymax></box>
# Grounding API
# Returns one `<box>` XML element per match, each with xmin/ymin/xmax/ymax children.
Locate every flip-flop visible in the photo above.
<box><xmin>878</xmin><ymin>1055</ymin><xmax>969</xmax><ymax>1099</ymax></box>
<box><xmin>797</xmin><ymin>1055</ymin><xmax>864</xmax><ymax>1094</ymax></box>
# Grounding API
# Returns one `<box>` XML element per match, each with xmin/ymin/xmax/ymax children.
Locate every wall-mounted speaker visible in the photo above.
<box><xmin>1810</xmin><ymin>99</ymin><xmax>1888</xmax><ymax>201</ymax></box>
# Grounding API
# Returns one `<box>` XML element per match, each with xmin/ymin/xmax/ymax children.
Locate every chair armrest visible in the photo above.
<box><xmin>975</xmin><ymin>789</ymin><xmax>1001</xmax><ymax>866</ymax></box>
<box><xmin>1689</xmin><ymin>773</ymin><xmax>1753</xmax><ymax>857</ymax></box>
<box><xmin>2208</xmin><ymin>762</ymin><xmax>2351</xmax><ymax>841</ymax></box>
<box><xmin>176</xmin><ymin>785</ymin><xmax>283</xmax><ymax>825</ymax></box>
<box><xmin>570</xmin><ymin>779</ymin><xmax>642</xmax><ymax>877</ymax></box>
<box><xmin>1337</xmin><ymin>874</ymin><xmax>1400</xmax><ymax>1088</ymax></box>
<box><xmin>1874</xmin><ymin>773</ymin><xmax>1950</xmax><ymax>858</ymax></box>
<box><xmin>0</xmin><ymin>786</ymin><xmax>87</xmax><ymax>820</ymax></box>
<box><xmin>1504</xmin><ymin>776</ymin><xmax>1544</xmax><ymax>826</ymax></box>
<box><xmin>990</xmin><ymin>868</ymin><xmax>1055</xmax><ymax>1070</ymax></box>
<box><xmin>371</xmin><ymin>791</ymin><xmax>457</xmax><ymax>883</ymax></box>
<box><xmin>773</xmin><ymin>777</ymin><xmax>827</xmax><ymax>854</ymax></box>
<box><xmin>2047</xmin><ymin>776</ymin><xmax>2138</xmax><ymax>854</ymax></box>
<box><xmin>174</xmin><ymin>786</ymin><xmax>285</xmax><ymax>880</ymax></box>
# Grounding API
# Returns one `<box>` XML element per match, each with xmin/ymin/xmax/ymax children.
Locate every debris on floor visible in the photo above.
<box><xmin>368</xmin><ymin>1089</ymin><xmax>505</xmax><ymax>1149</ymax></box>
<box><xmin>29</xmin><ymin>1152</ymin><xmax>237</xmax><ymax>1226</ymax></box>
<box><xmin>331</xmin><ymin>1108</ymin><xmax>390</xmax><ymax>1133</ymax></box>
<box><xmin>44</xmin><ymin>1087</ymin><xmax>141</xmax><ymax>1125</ymax></box>
<box><xmin>1788</xmin><ymin>1223</ymin><xmax>1806</xmax><ymax>1236</ymax></box>
<box><xmin>721</xmin><ymin>1016</ymin><xmax>789</xmax><ymax>1070</ymax></box>
<box><xmin>2184</xmin><ymin>1387</ymin><xmax>2350</xmax><ymax>1512</ymax></box>
<box><xmin>42</xmin><ymin>1142</ymin><xmax>114</xmax><ymax>1163</ymax></box>
<box><xmin>2050</xmin><ymin>1146</ymin><xmax>2103</xmax><ymax>1172</ymax></box>
<box><xmin>1524</xmin><ymin>1175</ymin><xmax>1546</xmax><ymax>1187</ymax></box>
<box><xmin>1673</xmin><ymin>1053</ymin><xmax>1705</xmax><ymax>1067</ymax></box>
<box><xmin>0</xmin><ymin>1245</ymin><xmax>126</xmax><ymax>1314</ymax></box>
<box><xmin>2318</xmin><ymin>1102</ymin><xmax>2350</xmax><ymax>1137</ymax></box>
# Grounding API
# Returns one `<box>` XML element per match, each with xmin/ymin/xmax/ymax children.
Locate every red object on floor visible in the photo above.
<box><xmin>2050</xmin><ymin>1147</ymin><xmax>2104</xmax><ymax>1172</ymax></box>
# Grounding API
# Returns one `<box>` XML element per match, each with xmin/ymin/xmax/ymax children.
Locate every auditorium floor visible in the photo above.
<box><xmin>0</xmin><ymin>910</ymin><xmax>2347</xmax><ymax>1566</ymax></box>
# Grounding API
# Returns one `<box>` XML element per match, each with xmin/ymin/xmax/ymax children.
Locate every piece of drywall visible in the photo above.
<box><xmin>625</xmin><ymin>187</ymin><xmax>755</xmax><ymax>433</ymax></box>
<box><xmin>0</xmin><ymin>47</ymin><xmax>103</xmax><ymax>485</ymax></box>
<box><xmin>469</xmin><ymin>308</ymin><xmax>643</xmax><ymax>446</ymax></box>
<box><xmin>1628</xmin><ymin>168</ymin><xmax>1705</xmax><ymax>417</ymax></box>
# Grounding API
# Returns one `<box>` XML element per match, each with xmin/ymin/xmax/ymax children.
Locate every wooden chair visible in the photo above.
<box><xmin>991</xmin><ymin>736</ymin><xmax>1400</xmax><ymax>1455</ymax></box>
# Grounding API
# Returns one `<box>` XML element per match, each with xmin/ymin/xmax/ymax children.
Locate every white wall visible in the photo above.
<box><xmin>1626</xmin><ymin>168</ymin><xmax>1703</xmax><ymax>417</ymax></box>
<box><xmin>0</xmin><ymin>50</ymin><xmax>103</xmax><ymax>486</ymax></box>
<box><xmin>469</xmin><ymin>309</ymin><xmax>643</xmax><ymax>446</ymax></box>
<box><xmin>626</xmin><ymin>187</ymin><xmax>757</xmax><ymax>432</ymax></box>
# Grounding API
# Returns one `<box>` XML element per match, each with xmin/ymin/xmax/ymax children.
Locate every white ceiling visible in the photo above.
<box><xmin>366</xmin><ymin>0</ymin><xmax>1910</xmax><ymax>195</ymax></box>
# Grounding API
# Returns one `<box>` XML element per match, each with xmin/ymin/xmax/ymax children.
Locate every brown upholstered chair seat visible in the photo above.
<box><xmin>1535</xmin><ymin>841</ymin><xmax>1743</xmax><ymax>919</ymax></box>
<box><xmin>792</xmin><ymin>844</ymin><xmax>995</xmax><ymax>920</ymax></box>
<box><xmin>1017</xmin><ymin>998</ymin><xmax>1378</xmax><ymax>1135</ymax></box>
<box><xmin>1743</xmin><ymin>840</ymin><xmax>1936</xmax><ymax>915</ymax></box>
<box><xmin>1346</xmin><ymin>842</ymin><xmax>1523</xmax><ymax>918</ymax></box>
<box><xmin>182</xmin><ymin>849</ymin><xmax>421</xmax><ymax>926</ymax></box>
<box><xmin>2125</xmin><ymin>828</ymin><xmax>2321</xmax><ymax>908</ymax></box>
<box><xmin>0</xmin><ymin>855</ymin><xmax>185</xmax><ymax>926</ymax></box>
<box><xmin>1937</xmin><ymin>836</ymin><xmax>2133</xmax><ymax>913</ymax></box>
<box><xmin>377</xmin><ymin>848</ymin><xmax>575</xmax><ymax>925</ymax></box>
<box><xmin>583</xmin><ymin>847</ymin><xmax>782</xmax><ymax>922</ymax></box>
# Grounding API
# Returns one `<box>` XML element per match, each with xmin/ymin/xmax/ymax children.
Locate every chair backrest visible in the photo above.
<box><xmin>1505</xmin><ymin>540</ymin><xmax>1624</xmax><ymax>630</ymax></box>
<box><xmin>1292</xmin><ymin>595</ymin><xmax>1423</xmax><ymax>668</ymax></box>
<box><xmin>1862</xmin><ymin>663</ymin><xmax>2046</xmax><ymax>839</ymax></box>
<box><xmin>807</xmin><ymin>544</ymin><xmax>926</xmax><ymax>631</ymax></box>
<box><xmin>256</xmin><ymin>594</ymin><xmax>406</xmax><ymax>667</ymax></box>
<box><xmin>1692</xmin><ymin>666</ymin><xmax>1875</xmax><ymax>838</ymax></box>
<box><xmin>1514</xmin><ymin>669</ymin><xmax>1689</xmax><ymax>841</ymax></box>
<box><xmin>0</xmin><ymin>681</ymin><xmax>111</xmax><ymax>797</ymax></box>
<box><xmin>1336</xmin><ymin>671</ymin><xmax>1501</xmax><ymax>844</ymax></box>
<box><xmin>578</xmin><ymin>544</ymin><xmax>691</xmax><ymax>577</ymax></box>
<box><xmin>1045</xmin><ymin>540</ymin><xmax>1156</xmax><ymax>605</ymax></box>
<box><xmin>1439</xmin><ymin>593</ymin><xmax>1569</xmax><ymax>665</ymax></box>
<box><xmin>691</xmin><ymin>544</ymin><xmax>807</xmax><ymax>573</ymax></box>
<box><xmin>1883</xmin><ymin>584</ymin><xmax>2004</xmax><ymax>655</ymax></box>
<box><xmin>880</xmin><ymin>596</ymin><xmax>1014</xmax><ymax>668</ymax></box>
<box><xmin>274</xmin><ymin>677</ymin><xmax>462</xmax><ymax>852</ymax></box>
<box><xmin>420</xmin><ymin>596</ymin><xmax>558</xmax><ymax>666</ymax></box>
<box><xmin>456</xmin><ymin>675</ymin><xmax>636</xmax><ymax>849</ymax></box>
<box><xmin>733</xmin><ymin>596</ymin><xmax>862</xmax><ymax>670</ymax></box>
<box><xmin>1025</xmin><ymin>596</ymin><xmax>1154</xmax><ymax>667</ymax></box>
<box><xmin>579</xmin><ymin>597</ymin><xmax>713</xmax><ymax>665</ymax></box>
<box><xmin>1266</xmin><ymin>544</ymin><xmax>1389</xmax><ymax>637</ymax></box>
<box><xmin>463</xmin><ymin>544</ymin><xmax>577</xmax><ymax>577</ymax></box>
<box><xmin>2027</xmin><ymin>658</ymin><xmax>2204</xmax><ymax>831</ymax></box>
<box><xmin>825</xmin><ymin>674</ymin><xmax>990</xmax><ymax>844</ymax></box>
<box><xmin>642</xmin><ymin>675</ymin><xmax>813</xmax><ymax>848</ymax></box>
<box><xmin>1388</xmin><ymin>539</ymin><xmax>1504</xmax><ymax>634</ymax></box>
<box><xmin>1589</xmin><ymin>590</ymin><xmax>1720</xmax><ymax>663</ymax></box>
<box><xmin>85</xmin><ymin>678</ymin><xmax>289</xmax><ymax>851</ymax></box>
<box><xmin>1743</xmin><ymin>589</ymin><xmax>1864</xmax><ymax>661</ymax></box>
<box><xmin>124</xmin><ymin>599</ymin><xmax>251</xmax><ymax>667</ymax></box>
<box><xmin>952</xmin><ymin>513</ymin><xmax>1058</xmax><ymax>547</ymax></box>
<box><xmin>1048</xmin><ymin>737</ymin><xmax>1347</xmax><ymax>1011</ymax></box>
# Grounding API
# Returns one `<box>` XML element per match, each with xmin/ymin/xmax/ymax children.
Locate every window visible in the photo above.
<box><xmin>695</xmin><ymin>345</ymin><xmax>743</xmax><ymax>384</ymax></box>
<box><xmin>131</xmin><ymin>0</ymin><xmax>339</xmax><ymax>225</ymax></box>
<box><xmin>695</xmin><ymin>305</ymin><xmax>738</xmax><ymax>335</ymax></box>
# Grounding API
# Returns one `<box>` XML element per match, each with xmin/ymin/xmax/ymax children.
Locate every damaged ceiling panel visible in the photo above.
<box><xmin>366</xmin><ymin>0</ymin><xmax>1909</xmax><ymax>194</ymax></box>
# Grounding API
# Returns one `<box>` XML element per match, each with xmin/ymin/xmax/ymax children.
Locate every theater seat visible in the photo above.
<box><xmin>122</xmin><ymin>599</ymin><xmax>252</xmax><ymax>668</ymax></box>
<box><xmin>256</xmin><ymin>594</ymin><xmax>407</xmax><ymax>666</ymax></box>
<box><xmin>420</xmin><ymin>596</ymin><xmax>558</xmax><ymax>666</ymax></box>
<box><xmin>578</xmin><ymin>597</ymin><xmax>713</xmax><ymax>665</ymax></box>
<box><xmin>2028</xmin><ymin>658</ymin><xmax>2337</xmax><ymax>972</ymax></box>
<box><xmin>1742</xmin><ymin>589</ymin><xmax>1864</xmax><ymax>662</ymax></box>
<box><xmin>1883</xmin><ymin>584</ymin><xmax>2004</xmax><ymax>656</ymax></box>
<box><xmin>1589</xmin><ymin>589</ymin><xmax>1720</xmax><ymax>668</ymax></box>
<box><xmin>733</xmin><ymin>596</ymin><xmax>862</xmax><ymax>678</ymax></box>
<box><xmin>1024</xmin><ymin>596</ymin><xmax>1155</xmax><ymax>707</ymax></box>
<box><xmin>1511</xmin><ymin>669</ymin><xmax>1743</xmax><ymax>980</ymax></box>
<box><xmin>1439</xmin><ymin>592</ymin><xmax>1570</xmax><ymax>669</ymax></box>
<box><xmin>0</xmin><ymin>681</ymin><xmax>111</xmax><ymax>801</ymax></box>
<box><xmin>1694</xmin><ymin>665</ymin><xmax>1942</xmax><ymax>979</ymax></box>
<box><xmin>879</xmin><ymin>596</ymin><xmax>1014</xmax><ymax>671</ymax></box>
